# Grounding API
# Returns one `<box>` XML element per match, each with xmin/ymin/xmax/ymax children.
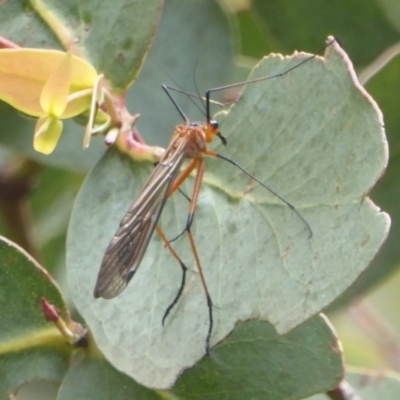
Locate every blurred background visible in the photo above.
<box><xmin>1</xmin><ymin>0</ymin><xmax>400</xmax><ymax>397</ymax></box>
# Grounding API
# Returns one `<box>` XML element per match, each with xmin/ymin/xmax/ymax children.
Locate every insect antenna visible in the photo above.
<box><xmin>205</xmin><ymin>37</ymin><xmax>338</xmax><ymax>123</ymax></box>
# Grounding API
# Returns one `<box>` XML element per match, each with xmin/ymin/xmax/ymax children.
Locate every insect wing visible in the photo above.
<box><xmin>94</xmin><ymin>139</ymin><xmax>188</xmax><ymax>299</ymax></box>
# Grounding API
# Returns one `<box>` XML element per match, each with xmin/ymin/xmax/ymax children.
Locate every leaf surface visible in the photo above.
<box><xmin>0</xmin><ymin>237</ymin><xmax>69</xmax><ymax>397</ymax></box>
<box><xmin>67</xmin><ymin>40</ymin><xmax>389</xmax><ymax>388</ymax></box>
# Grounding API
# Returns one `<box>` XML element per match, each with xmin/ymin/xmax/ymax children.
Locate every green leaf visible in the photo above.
<box><xmin>0</xmin><ymin>236</ymin><xmax>69</xmax><ymax>397</ymax></box>
<box><xmin>0</xmin><ymin>2</ymin><xmax>62</xmax><ymax>50</ymax></box>
<box><xmin>59</xmin><ymin>0</ymin><xmax>162</xmax><ymax>91</ymax></box>
<box><xmin>234</xmin><ymin>2</ymin><xmax>400</xmax><ymax>308</ymax></box>
<box><xmin>172</xmin><ymin>316</ymin><xmax>343</xmax><ymax>400</ymax></box>
<box><xmin>307</xmin><ymin>369</ymin><xmax>400</xmax><ymax>399</ymax></box>
<box><xmin>56</xmin><ymin>316</ymin><xmax>342</xmax><ymax>399</ymax></box>
<box><xmin>58</xmin><ymin>356</ymin><xmax>159</xmax><ymax>400</ymax></box>
<box><xmin>67</xmin><ymin>40</ymin><xmax>388</xmax><ymax>387</ymax></box>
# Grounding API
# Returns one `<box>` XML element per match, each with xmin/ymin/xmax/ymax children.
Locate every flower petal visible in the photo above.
<box><xmin>40</xmin><ymin>52</ymin><xmax>72</xmax><ymax>116</ymax></box>
<box><xmin>0</xmin><ymin>49</ymin><xmax>98</xmax><ymax>117</ymax></box>
<box><xmin>34</xmin><ymin>116</ymin><xmax>63</xmax><ymax>154</ymax></box>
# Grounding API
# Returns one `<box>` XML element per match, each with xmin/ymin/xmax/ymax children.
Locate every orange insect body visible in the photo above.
<box><xmin>94</xmin><ymin>118</ymin><xmax>220</xmax><ymax>354</ymax></box>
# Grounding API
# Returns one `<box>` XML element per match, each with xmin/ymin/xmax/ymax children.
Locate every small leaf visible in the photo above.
<box><xmin>0</xmin><ymin>236</ymin><xmax>70</xmax><ymax>398</ymax></box>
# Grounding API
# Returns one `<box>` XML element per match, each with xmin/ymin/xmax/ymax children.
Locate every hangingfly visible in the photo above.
<box><xmin>94</xmin><ymin>38</ymin><xmax>338</xmax><ymax>355</ymax></box>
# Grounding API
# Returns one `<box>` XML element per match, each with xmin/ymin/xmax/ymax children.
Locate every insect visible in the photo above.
<box><xmin>94</xmin><ymin>38</ymin><xmax>337</xmax><ymax>355</ymax></box>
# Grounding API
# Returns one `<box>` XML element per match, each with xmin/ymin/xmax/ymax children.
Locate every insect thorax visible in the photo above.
<box><xmin>173</xmin><ymin>122</ymin><xmax>208</xmax><ymax>158</ymax></box>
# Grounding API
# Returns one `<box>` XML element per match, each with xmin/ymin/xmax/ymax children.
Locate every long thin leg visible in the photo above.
<box><xmin>155</xmin><ymin>226</ymin><xmax>188</xmax><ymax>326</ymax></box>
<box><xmin>158</xmin><ymin>157</ymin><xmax>214</xmax><ymax>355</ymax></box>
<box><xmin>169</xmin><ymin>158</ymin><xmax>198</xmax><ymax>196</ymax></box>
<box><xmin>163</xmin><ymin>159</ymin><xmax>198</xmax><ymax>244</ymax></box>
<box><xmin>156</xmin><ymin>160</ymin><xmax>200</xmax><ymax>324</ymax></box>
<box><xmin>183</xmin><ymin>159</ymin><xmax>214</xmax><ymax>355</ymax></box>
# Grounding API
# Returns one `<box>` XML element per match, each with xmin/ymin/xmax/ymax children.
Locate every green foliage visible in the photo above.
<box><xmin>0</xmin><ymin>0</ymin><xmax>399</xmax><ymax>398</ymax></box>
<box><xmin>67</xmin><ymin>40</ymin><xmax>387</xmax><ymax>388</ymax></box>
<box><xmin>0</xmin><ymin>238</ymin><xmax>69</xmax><ymax>398</ymax></box>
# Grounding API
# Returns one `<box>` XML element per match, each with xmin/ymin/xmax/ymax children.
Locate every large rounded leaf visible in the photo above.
<box><xmin>67</xmin><ymin>40</ymin><xmax>389</xmax><ymax>388</ymax></box>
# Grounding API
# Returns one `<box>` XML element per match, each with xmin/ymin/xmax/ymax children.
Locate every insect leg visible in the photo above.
<box><xmin>183</xmin><ymin>159</ymin><xmax>214</xmax><ymax>355</ymax></box>
<box><xmin>157</xmin><ymin>159</ymin><xmax>199</xmax><ymax>325</ymax></box>
<box><xmin>160</xmin><ymin>157</ymin><xmax>214</xmax><ymax>354</ymax></box>
<box><xmin>155</xmin><ymin>226</ymin><xmax>188</xmax><ymax>327</ymax></box>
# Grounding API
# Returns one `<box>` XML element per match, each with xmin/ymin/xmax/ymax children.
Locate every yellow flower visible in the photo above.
<box><xmin>0</xmin><ymin>49</ymin><xmax>102</xmax><ymax>154</ymax></box>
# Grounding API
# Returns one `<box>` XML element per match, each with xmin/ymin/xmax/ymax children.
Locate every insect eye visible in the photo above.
<box><xmin>210</xmin><ymin>120</ymin><xmax>219</xmax><ymax>130</ymax></box>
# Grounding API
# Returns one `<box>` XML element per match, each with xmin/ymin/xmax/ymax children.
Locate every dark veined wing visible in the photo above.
<box><xmin>94</xmin><ymin>135</ymin><xmax>190</xmax><ymax>299</ymax></box>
